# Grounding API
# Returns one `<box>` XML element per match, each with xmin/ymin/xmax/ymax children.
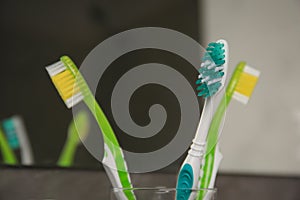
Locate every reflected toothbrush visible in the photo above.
<box><xmin>2</xmin><ymin>116</ymin><xmax>33</xmax><ymax>165</ymax></box>
<box><xmin>0</xmin><ymin>127</ymin><xmax>18</xmax><ymax>165</ymax></box>
<box><xmin>57</xmin><ymin>110</ymin><xmax>90</xmax><ymax>167</ymax></box>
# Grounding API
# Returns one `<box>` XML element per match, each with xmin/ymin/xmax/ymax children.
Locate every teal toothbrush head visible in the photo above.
<box><xmin>196</xmin><ymin>40</ymin><xmax>227</xmax><ymax>98</ymax></box>
<box><xmin>2</xmin><ymin>118</ymin><xmax>20</xmax><ymax>150</ymax></box>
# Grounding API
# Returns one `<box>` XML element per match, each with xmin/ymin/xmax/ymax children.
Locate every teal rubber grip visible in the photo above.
<box><xmin>176</xmin><ymin>164</ymin><xmax>194</xmax><ymax>200</ymax></box>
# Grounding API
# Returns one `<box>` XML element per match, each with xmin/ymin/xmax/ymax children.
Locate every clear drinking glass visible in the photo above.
<box><xmin>111</xmin><ymin>187</ymin><xmax>217</xmax><ymax>200</ymax></box>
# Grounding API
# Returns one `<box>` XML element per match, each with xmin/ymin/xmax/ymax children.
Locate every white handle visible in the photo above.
<box><xmin>177</xmin><ymin>140</ymin><xmax>206</xmax><ymax>200</ymax></box>
<box><xmin>102</xmin><ymin>144</ymin><xmax>135</xmax><ymax>200</ymax></box>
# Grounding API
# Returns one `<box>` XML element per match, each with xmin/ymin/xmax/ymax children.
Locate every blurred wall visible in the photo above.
<box><xmin>203</xmin><ymin>0</ymin><xmax>300</xmax><ymax>175</ymax></box>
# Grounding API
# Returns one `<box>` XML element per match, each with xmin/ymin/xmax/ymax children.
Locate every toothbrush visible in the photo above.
<box><xmin>46</xmin><ymin>56</ymin><xmax>135</xmax><ymax>200</ymax></box>
<box><xmin>176</xmin><ymin>39</ymin><xmax>228</xmax><ymax>200</ymax></box>
<box><xmin>2</xmin><ymin>116</ymin><xmax>34</xmax><ymax>165</ymax></box>
<box><xmin>0</xmin><ymin>127</ymin><xmax>18</xmax><ymax>164</ymax></box>
<box><xmin>57</xmin><ymin>110</ymin><xmax>90</xmax><ymax>167</ymax></box>
<box><xmin>197</xmin><ymin>61</ymin><xmax>260</xmax><ymax>200</ymax></box>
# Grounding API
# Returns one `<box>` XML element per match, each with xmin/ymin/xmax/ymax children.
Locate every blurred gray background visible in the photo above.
<box><xmin>202</xmin><ymin>0</ymin><xmax>300</xmax><ymax>176</ymax></box>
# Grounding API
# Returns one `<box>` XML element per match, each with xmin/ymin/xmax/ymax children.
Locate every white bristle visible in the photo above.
<box><xmin>202</xmin><ymin>76</ymin><xmax>210</xmax><ymax>82</ymax></box>
<box><xmin>207</xmin><ymin>77</ymin><xmax>222</xmax><ymax>85</ymax></box>
<box><xmin>207</xmin><ymin>61</ymin><xmax>216</xmax><ymax>70</ymax></box>
<box><xmin>216</xmin><ymin>39</ymin><xmax>228</xmax><ymax>92</ymax></box>
<box><xmin>201</xmin><ymin>60</ymin><xmax>210</xmax><ymax>67</ymax></box>
<box><xmin>215</xmin><ymin>66</ymin><xmax>224</xmax><ymax>71</ymax></box>
<box><xmin>231</xmin><ymin>65</ymin><xmax>260</xmax><ymax>104</ymax></box>
<box><xmin>244</xmin><ymin>65</ymin><xmax>260</xmax><ymax>77</ymax></box>
<box><xmin>46</xmin><ymin>60</ymin><xmax>85</xmax><ymax>109</ymax></box>
<box><xmin>65</xmin><ymin>92</ymin><xmax>84</xmax><ymax>108</ymax></box>
<box><xmin>45</xmin><ymin>61</ymin><xmax>66</xmax><ymax>77</ymax></box>
<box><xmin>233</xmin><ymin>91</ymin><xmax>249</xmax><ymax>104</ymax></box>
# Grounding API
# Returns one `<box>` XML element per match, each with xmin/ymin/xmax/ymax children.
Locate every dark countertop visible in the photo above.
<box><xmin>1</xmin><ymin>166</ymin><xmax>300</xmax><ymax>200</ymax></box>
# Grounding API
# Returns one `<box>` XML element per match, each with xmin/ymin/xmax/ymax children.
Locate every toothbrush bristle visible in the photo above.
<box><xmin>196</xmin><ymin>42</ymin><xmax>226</xmax><ymax>98</ymax></box>
<box><xmin>46</xmin><ymin>60</ymin><xmax>84</xmax><ymax>108</ymax></box>
<box><xmin>233</xmin><ymin>65</ymin><xmax>260</xmax><ymax>104</ymax></box>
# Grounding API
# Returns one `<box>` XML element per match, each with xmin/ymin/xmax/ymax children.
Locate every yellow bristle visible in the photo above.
<box><xmin>235</xmin><ymin>72</ymin><xmax>259</xmax><ymax>98</ymax></box>
<box><xmin>51</xmin><ymin>70</ymin><xmax>80</xmax><ymax>101</ymax></box>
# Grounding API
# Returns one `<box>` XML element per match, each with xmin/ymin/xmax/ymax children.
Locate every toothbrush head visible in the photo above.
<box><xmin>46</xmin><ymin>56</ymin><xmax>86</xmax><ymax>109</ymax></box>
<box><xmin>2</xmin><ymin>118</ymin><xmax>20</xmax><ymax>150</ymax></box>
<box><xmin>196</xmin><ymin>39</ymin><xmax>228</xmax><ymax>98</ymax></box>
<box><xmin>231</xmin><ymin>62</ymin><xmax>260</xmax><ymax>104</ymax></box>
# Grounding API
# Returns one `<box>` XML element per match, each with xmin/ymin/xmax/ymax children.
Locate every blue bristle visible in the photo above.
<box><xmin>2</xmin><ymin>119</ymin><xmax>19</xmax><ymax>149</ymax></box>
<box><xmin>196</xmin><ymin>42</ymin><xmax>225</xmax><ymax>98</ymax></box>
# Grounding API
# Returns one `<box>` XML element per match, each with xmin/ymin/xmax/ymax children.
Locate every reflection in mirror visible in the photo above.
<box><xmin>0</xmin><ymin>0</ymin><xmax>200</xmax><ymax>171</ymax></box>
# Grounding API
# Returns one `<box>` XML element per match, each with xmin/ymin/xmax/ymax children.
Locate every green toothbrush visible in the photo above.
<box><xmin>57</xmin><ymin>110</ymin><xmax>90</xmax><ymax>167</ymax></box>
<box><xmin>46</xmin><ymin>56</ymin><xmax>136</xmax><ymax>200</ymax></box>
<box><xmin>198</xmin><ymin>62</ymin><xmax>260</xmax><ymax>199</ymax></box>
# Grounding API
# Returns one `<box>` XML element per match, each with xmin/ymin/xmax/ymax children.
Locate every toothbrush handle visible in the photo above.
<box><xmin>197</xmin><ymin>92</ymin><xmax>230</xmax><ymax>199</ymax></box>
<box><xmin>197</xmin><ymin>63</ymin><xmax>247</xmax><ymax>199</ymax></box>
<box><xmin>0</xmin><ymin>128</ymin><xmax>18</xmax><ymax>165</ymax></box>
<box><xmin>206</xmin><ymin>94</ymin><xmax>228</xmax><ymax>154</ymax></box>
<box><xmin>197</xmin><ymin>148</ymin><xmax>216</xmax><ymax>200</ymax></box>
<box><xmin>57</xmin><ymin>139</ymin><xmax>77</xmax><ymax>167</ymax></box>
<box><xmin>176</xmin><ymin>140</ymin><xmax>206</xmax><ymax>200</ymax></box>
<box><xmin>103</xmin><ymin>143</ymin><xmax>136</xmax><ymax>200</ymax></box>
<box><xmin>198</xmin><ymin>62</ymin><xmax>245</xmax><ymax>193</ymax></box>
<box><xmin>84</xmin><ymin>96</ymin><xmax>136</xmax><ymax>200</ymax></box>
<box><xmin>197</xmin><ymin>147</ymin><xmax>222</xmax><ymax>200</ymax></box>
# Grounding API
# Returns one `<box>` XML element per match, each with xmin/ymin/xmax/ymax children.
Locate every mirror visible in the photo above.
<box><xmin>2</xmin><ymin>0</ymin><xmax>299</xmax><ymax>177</ymax></box>
<box><xmin>0</xmin><ymin>0</ymin><xmax>201</xmax><ymax>170</ymax></box>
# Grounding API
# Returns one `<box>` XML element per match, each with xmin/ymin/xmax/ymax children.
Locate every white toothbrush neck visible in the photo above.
<box><xmin>194</xmin><ymin>97</ymin><xmax>213</xmax><ymax>143</ymax></box>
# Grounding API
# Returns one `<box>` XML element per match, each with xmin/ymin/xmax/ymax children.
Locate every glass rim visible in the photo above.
<box><xmin>112</xmin><ymin>187</ymin><xmax>217</xmax><ymax>193</ymax></box>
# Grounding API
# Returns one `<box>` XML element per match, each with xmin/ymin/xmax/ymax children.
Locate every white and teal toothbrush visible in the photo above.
<box><xmin>46</xmin><ymin>56</ymin><xmax>135</xmax><ymax>200</ymax></box>
<box><xmin>2</xmin><ymin>116</ymin><xmax>34</xmax><ymax>165</ymax></box>
<box><xmin>176</xmin><ymin>39</ymin><xmax>228</xmax><ymax>200</ymax></box>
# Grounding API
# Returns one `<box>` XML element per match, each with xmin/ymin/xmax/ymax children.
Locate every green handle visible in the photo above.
<box><xmin>197</xmin><ymin>62</ymin><xmax>247</xmax><ymax>199</ymax></box>
<box><xmin>0</xmin><ymin>128</ymin><xmax>18</xmax><ymax>165</ymax></box>
<box><xmin>198</xmin><ymin>95</ymin><xmax>227</xmax><ymax>199</ymax></box>
<box><xmin>85</xmin><ymin>95</ymin><xmax>135</xmax><ymax>200</ymax></box>
<box><xmin>57</xmin><ymin>138</ymin><xmax>77</xmax><ymax>167</ymax></box>
<box><xmin>57</xmin><ymin>110</ymin><xmax>89</xmax><ymax>167</ymax></box>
